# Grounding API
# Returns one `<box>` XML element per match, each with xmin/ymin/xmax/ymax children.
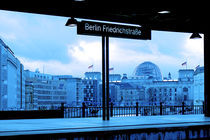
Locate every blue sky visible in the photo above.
<box><xmin>0</xmin><ymin>10</ymin><xmax>204</xmax><ymax>79</ymax></box>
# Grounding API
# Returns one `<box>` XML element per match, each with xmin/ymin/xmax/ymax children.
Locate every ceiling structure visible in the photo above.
<box><xmin>0</xmin><ymin>3</ymin><xmax>209</xmax><ymax>34</ymax></box>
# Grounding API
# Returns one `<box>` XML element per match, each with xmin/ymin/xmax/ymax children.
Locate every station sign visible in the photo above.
<box><xmin>77</xmin><ymin>20</ymin><xmax>151</xmax><ymax>40</ymax></box>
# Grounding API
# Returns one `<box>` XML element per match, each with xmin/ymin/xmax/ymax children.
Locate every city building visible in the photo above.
<box><xmin>84</xmin><ymin>72</ymin><xmax>101</xmax><ymax>81</ymax></box>
<box><xmin>0</xmin><ymin>38</ymin><xmax>25</xmax><ymax>110</ymax></box>
<box><xmin>55</xmin><ymin>76</ymin><xmax>84</xmax><ymax>107</ymax></box>
<box><xmin>24</xmin><ymin>70</ymin><xmax>68</xmax><ymax>110</ymax></box>
<box><xmin>96</xmin><ymin>61</ymin><xmax>203</xmax><ymax>107</ymax></box>
<box><xmin>24</xmin><ymin>70</ymin><xmax>85</xmax><ymax>109</ymax></box>
<box><xmin>98</xmin><ymin>81</ymin><xmax>145</xmax><ymax>107</ymax></box>
<box><xmin>82</xmin><ymin>79</ymin><xmax>99</xmax><ymax>106</ymax></box>
<box><xmin>194</xmin><ymin>66</ymin><xmax>204</xmax><ymax>105</ymax></box>
<box><xmin>113</xmin><ymin>82</ymin><xmax>145</xmax><ymax>106</ymax></box>
<box><xmin>25</xmin><ymin>81</ymin><xmax>34</xmax><ymax>110</ymax></box>
<box><xmin>84</xmin><ymin>72</ymin><xmax>101</xmax><ymax>106</ymax></box>
<box><xmin>109</xmin><ymin>74</ymin><xmax>121</xmax><ymax>82</ymax></box>
<box><xmin>121</xmin><ymin>61</ymin><xmax>203</xmax><ymax>106</ymax></box>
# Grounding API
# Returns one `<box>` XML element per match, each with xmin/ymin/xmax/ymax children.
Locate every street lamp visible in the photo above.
<box><xmin>65</xmin><ymin>17</ymin><xmax>78</xmax><ymax>27</ymax></box>
<box><xmin>190</xmin><ymin>32</ymin><xmax>202</xmax><ymax>39</ymax></box>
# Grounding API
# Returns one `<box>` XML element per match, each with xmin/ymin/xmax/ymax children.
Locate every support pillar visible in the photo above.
<box><xmin>106</xmin><ymin>36</ymin><xmax>110</xmax><ymax>120</ymax></box>
<box><xmin>204</xmin><ymin>31</ymin><xmax>210</xmax><ymax>117</ymax></box>
<box><xmin>102</xmin><ymin>36</ymin><xmax>110</xmax><ymax>120</ymax></box>
<box><xmin>102</xmin><ymin>36</ymin><xmax>106</xmax><ymax>120</ymax></box>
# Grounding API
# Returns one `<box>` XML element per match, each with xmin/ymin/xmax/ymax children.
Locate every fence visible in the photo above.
<box><xmin>63</xmin><ymin>102</ymin><xmax>204</xmax><ymax>118</ymax></box>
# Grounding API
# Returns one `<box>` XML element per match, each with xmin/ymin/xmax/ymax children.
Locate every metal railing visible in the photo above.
<box><xmin>62</xmin><ymin>102</ymin><xmax>204</xmax><ymax>118</ymax></box>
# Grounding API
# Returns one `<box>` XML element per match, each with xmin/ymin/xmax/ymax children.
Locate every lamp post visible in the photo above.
<box><xmin>190</xmin><ymin>32</ymin><xmax>202</xmax><ymax>39</ymax></box>
<box><xmin>65</xmin><ymin>17</ymin><xmax>78</xmax><ymax>27</ymax></box>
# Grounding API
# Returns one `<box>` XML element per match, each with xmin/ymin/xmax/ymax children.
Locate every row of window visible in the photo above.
<box><xmin>37</xmin><ymin>96</ymin><xmax>66</xmax><ymax>100</ymax></box>
<box><xmin>84</xmin><ymin>89</ymin><xmax>94</xmax><ymax>93</ymax></box>
<box><xmin>153</xmin><ymin>93</ymin><xmax>177</xmax><ymax>97</ymax></box>
<box><xmin>34</xmin><ymin>90</ymin><xmax>66</xmax><ymax>95</ymax></box>
<box><xmin>152</xmin><ymin>88</ymin><xmax>177</xmax><ymax>92</ymax></box>
<box><xmin>34</xmin><ymin>85</ymin><xmax>51</xmax><ymax>89</ymax></box>
<box><xmin>150</xmin><ymin>95</ymin><xmax>187</xmax><ymax>102</ymax></box>
<box><xmin>37</xmin><ymin>101</ymin><xmax>66</xmax><ymax>105</ymax></box>
<box><xmin>34</xmin><ymin>74</ymin><xmax>51</xmax><ymax>80</ymax></box>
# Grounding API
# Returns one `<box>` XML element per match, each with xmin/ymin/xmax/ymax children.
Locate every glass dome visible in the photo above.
<box><xmin>134</xmin><ymin>61</ymin><xmax>162</xmax><ymax>81</ymax></box>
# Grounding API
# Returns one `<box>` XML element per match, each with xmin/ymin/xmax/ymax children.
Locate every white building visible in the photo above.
<box><xmin>109</xmin><ymin>74</ymin><xmax>121</xmax><ymax>82</ymax></box>
<box><xmin>113</xmin><ymin>82</ymin><xmax>145</xmax><ymax>106</ymax></box>
<box><xmin>24</xmin><ymin>70</ymin><xmax>84</xmax><ymax>109</ymax></box>
<box><xmin>0</xmin><ymin>38</ymin><xmax>25</xmax><ymax>110</ymax></box>
<box><xmin>24</xmin><ymin>70</ymin><xmax>67</xmax><ymax>110</ymax></box>
<box><xmin>55</xmin><ymin>76</ymin><xmax>84</xmax><ymax>107</ymax></box>
<box><xmin>194</xmin><ymin>66</ymin><xmax>204</xmax><ymax>105</ymax></box>
<box><xmin>84</xmin><ymin>72</ymin><xmax>101</xmax><ymax>81</ymax></box>
<box><xmin>120</xmin><ymin>61</ymin><xmax>202</xmax><ymax>106</ymax></box>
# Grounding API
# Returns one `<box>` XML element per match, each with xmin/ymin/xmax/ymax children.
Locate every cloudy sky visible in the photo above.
<box><xmin>0</xmin><ymin>10</ymin><xmax>204</xmax><ymax>79</ymax></box>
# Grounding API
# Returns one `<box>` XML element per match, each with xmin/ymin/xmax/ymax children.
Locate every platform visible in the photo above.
<box><xmin>0</xmin><ymin>114</ymin><xmax>210</xmax><ymax>139</ymax></box>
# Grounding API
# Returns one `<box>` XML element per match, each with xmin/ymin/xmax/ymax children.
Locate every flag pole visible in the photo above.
<box><xmin>186</xmin><ymin>59</ymin><xmax>187</xmax><ymax>69</ymax></box>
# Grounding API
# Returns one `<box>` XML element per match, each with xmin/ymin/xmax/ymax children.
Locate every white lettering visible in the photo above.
<box><xmin>84</xmin><ymin>22</ymin><xmax>143</xmax><ymax>37</ymax></box>
<box><xmin>85</xmin><ymin>23</ymin><xmax>101</xmax><ymax>31</ymax></box>
<box><xmin>103</xmin><ymin>25</ymin><xmax>106</xmax><ymax>32</ymax></box>
<box><xmin>85</xmin><ymin>23</ymin><xmax>89</xmax><ymax>31</ymax></box>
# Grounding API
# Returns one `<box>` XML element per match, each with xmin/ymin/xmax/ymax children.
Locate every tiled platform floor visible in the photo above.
<box><xmin>0</xmin><ymin>114</ymin><xmax>210</xmax><ymax>136</ymax></box>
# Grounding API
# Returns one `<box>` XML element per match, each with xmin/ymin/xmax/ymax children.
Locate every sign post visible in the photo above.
<box><xmin>77</xmin><ymin>20</ymin><xmax>151</xmax><ymax>120</ymax></box>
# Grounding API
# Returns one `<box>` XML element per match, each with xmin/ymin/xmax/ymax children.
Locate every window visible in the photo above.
<box><xmin>164</xmin><ymin>88</ymin><xmax>167</xmax><ymax>92</ymax></box>
<box><xmin>184</xmin><ymin>95</ymin><xmax>187</xmax><ymax>101</ymax></box>
<box><xmin>183</xmin><ymin>87</ymin><xmax>188</xmax><ymax>92</ymax></box>
<box><xmin>0</xmin><ymin>10</ymin><xmax>204</xmax><ymax>120</ymax></box>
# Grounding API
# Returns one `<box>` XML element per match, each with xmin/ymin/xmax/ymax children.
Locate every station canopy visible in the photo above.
<box><xmin>0</xmin><ymin>3</ymin><xmax>209</xmax><ymax>33</ymax></box>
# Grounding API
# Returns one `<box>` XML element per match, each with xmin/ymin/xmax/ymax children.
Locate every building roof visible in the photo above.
<box><xmin>114</xmin><ymin>83</ymin><xmax>135</xmax><ymax>90</ymax></box>
<box><xmin>0</xmin><ymin>38</ymin><xmax>7</xmax><ymax>47</ymax></box>
<box><xmin>179</xmin><ymin>69</ymin><xmax>194</xmax><ymax>72</ymax></box>
<box><xmin>0</xmin><ymin>38</ymin><xmax>15</xmax><ymax>55</ymax></box>
<box><xmin>134</xmin><ymin>61</ymin><xmax>162</xmax><ymax>81</ymax></box>
<box><xmin>194</xmin><ymin>66</ymin><xmax>204</xmax><ymax>75</ymax></box>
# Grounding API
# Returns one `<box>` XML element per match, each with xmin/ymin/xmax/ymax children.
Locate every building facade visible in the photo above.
<box><xmin>0</xmin><ymin>38</ymin><xmax>25</xmax><ymax>110</ymax></box>
<box><xmin>84</xmin><ymin>72</ymin><xmax>101</xmax><ymax>81</ymax></box>
<box><xmin>25</xmin><ymin>81</ymin><xmax>34</xmax><ymax>110</ymax></box>
<box><xmin>24</xmin><ymin>70</ymin><xmax>68</xmax><ymax>110</ymax></box>
<box><xmin>109</xmin><ymin>74</ymin><xmax>121</xmax><ymax>82</ymax></box>
<box><xmin>24</xmin><ymin>70</ymin><xmax>86</xmax><ymax>109</ymax></box>
<box><xmin>113</xmin><ymin>82</ymin><xmax>145</xmax><ymax>106</ymax></box>
<box><xmin>118</xmin><ymin>61</ymin><xmax>203</xmax><ymax>106</ymax></box>
<box><xmin>58</xmin><ymin>76</ymin><xmax>84</xmax><ymax>107</ymax></box>
<box><xmin>82</xmin><ymin>79</ymin><xmax>99</xmax><ymax>106</ymax></box>
<box><xmin>194</xmin><ymin>66</ymin><xmax>204</xmax><ymax>105</ymax></box>
<box><xmin>96</xmin><ymin>61</ymin><xmax>203</xmax><ymax>107</ymax></box>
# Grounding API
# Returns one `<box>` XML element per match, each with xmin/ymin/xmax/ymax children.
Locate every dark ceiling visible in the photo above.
<box><xmin>1</xmin><ymin>3</ymin><xmax>209</xmax><ymax>33</ymax></box>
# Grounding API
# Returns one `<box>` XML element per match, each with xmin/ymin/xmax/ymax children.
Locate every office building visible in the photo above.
<box><xmin>24</xmin><ymin>70</ymin><xmax>67</xmax><ymax>109</ymax></box>
<box><xmin>0</xmin><ymin>38</ymin><xmax>25</xmax><ymax>110</ymax></box>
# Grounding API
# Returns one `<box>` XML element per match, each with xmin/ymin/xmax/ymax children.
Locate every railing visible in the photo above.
<box><xmin>63</xmin><ymin>102</ymin><xmax>204</xmax><ymax>118</ymax></box>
